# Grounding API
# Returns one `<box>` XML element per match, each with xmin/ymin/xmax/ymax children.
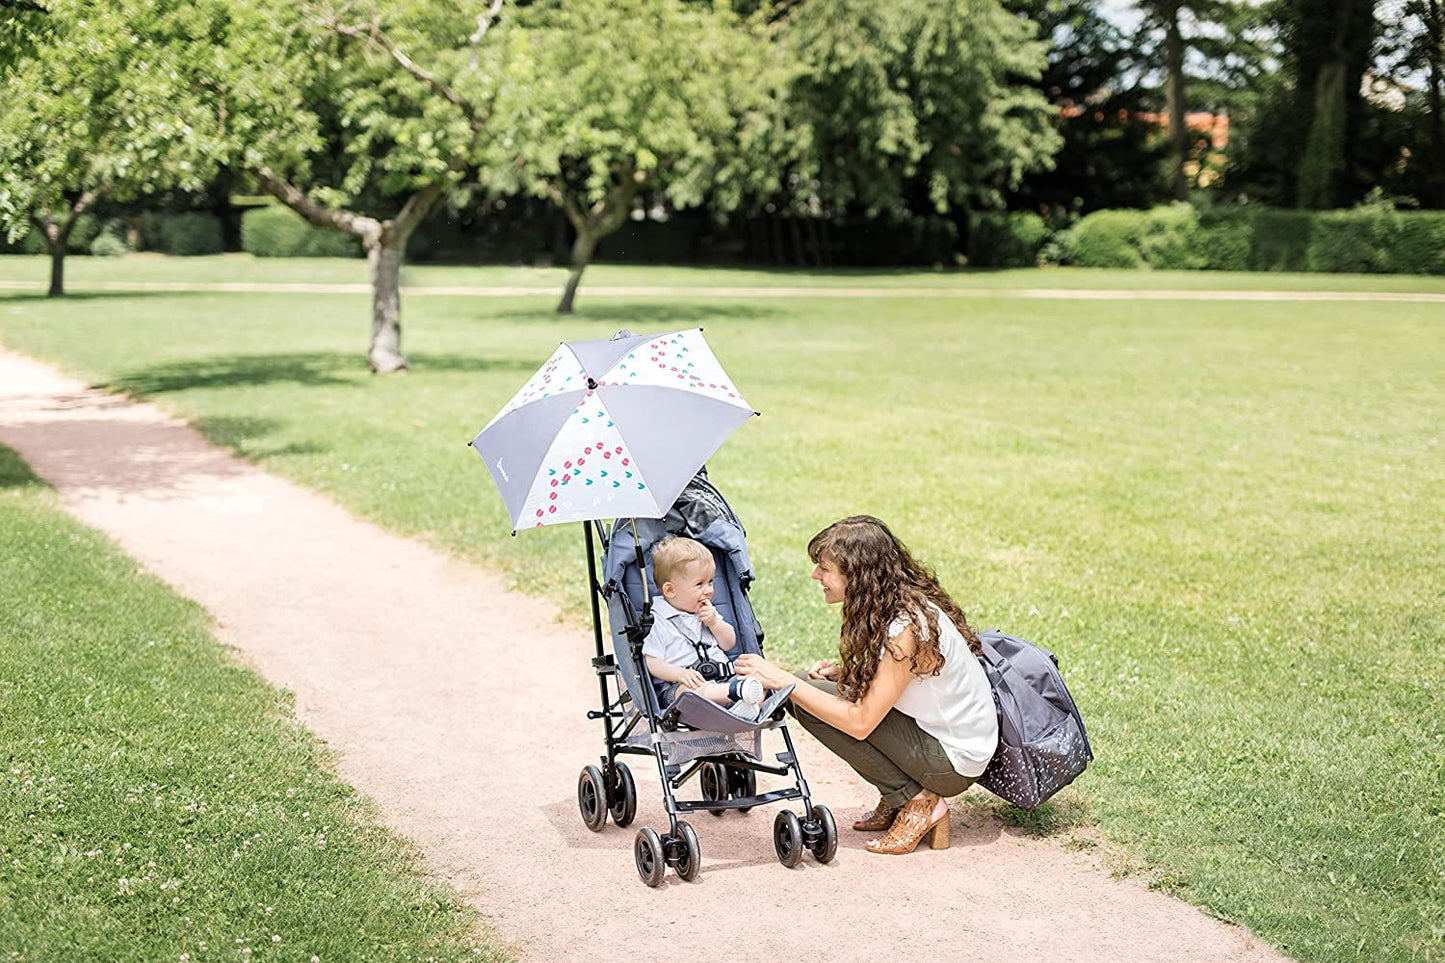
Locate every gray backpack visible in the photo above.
<box><xmin>974</xmin><ymin>630</ymin><xmax>1093</xmax><ymax>809</ymax></box>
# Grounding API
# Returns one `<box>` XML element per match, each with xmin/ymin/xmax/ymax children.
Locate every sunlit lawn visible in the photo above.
<box><xmin>0</xmin><ymin>255</ymin><xmax>1440</xmax><ymax>962</ymax></box>
<box><xmin>0</xmin><ymin>446</ymin><xmax>508</xmax><ymax>962</ymax></box>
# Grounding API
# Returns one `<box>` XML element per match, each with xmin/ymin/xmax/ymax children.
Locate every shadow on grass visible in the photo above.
<box><xmin>484</xmin><ymin>302</ymin><xmax>785</xmax><ymax>326</ymax></box>
<box><xmin>99</xmin><ymin>351</ymin><xmax>534</xmax><ymax>397</ymax></box>
<box><xmin>0</xmin><ymin>290</ymin><xmax>187</xmax><ymax>304</ymax></box>
<box><xmin>0</xmin><ymin>445</ymin><xmax>47</xmax><ymax>490</ymax></box>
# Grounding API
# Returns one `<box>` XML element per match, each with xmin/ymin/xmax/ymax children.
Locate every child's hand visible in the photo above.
<box><xmin>696</xmin><ymin>600</ymin><xmax>718</xmax><ymax>626</ymax></box>
<box><xmin>679</xmin><ymin>669</ymin><xmax>706</xmax><ymax>690</ymax></box>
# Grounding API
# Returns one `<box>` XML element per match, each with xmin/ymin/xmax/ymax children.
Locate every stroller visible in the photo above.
<box><xmin>575</xmin><ymin>469</ymin><xmax>838</xmax><ymax>886</ymax></box>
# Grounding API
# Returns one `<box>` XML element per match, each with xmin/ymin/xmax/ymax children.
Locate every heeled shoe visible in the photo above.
<box><xmin>852</xmin><ymin>797</ymin><xmax>900</xmax><ymax>832</ymax></box>
<box><xmin>864</xmin><ymin>794</ymin><xmax>951</xmax><ymax>855</ymax></box>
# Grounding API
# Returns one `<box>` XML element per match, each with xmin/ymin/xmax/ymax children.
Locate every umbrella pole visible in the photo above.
<box><xmin>584</xmin><ymin>521</ymin><xmax>607</xmax><ymax>663</ymax></box>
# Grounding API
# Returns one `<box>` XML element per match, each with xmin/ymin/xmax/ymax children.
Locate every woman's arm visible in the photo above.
<box><xmin>736</xmin><ymin>628</ymin><xmax>917</xmax><ymax>740</ymax></box>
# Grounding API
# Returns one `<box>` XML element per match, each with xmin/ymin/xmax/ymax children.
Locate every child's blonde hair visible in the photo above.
<box><xmin>652</xmin><ymin>536</ymin><xmax>713</xmax><ymax>590</ymax></box>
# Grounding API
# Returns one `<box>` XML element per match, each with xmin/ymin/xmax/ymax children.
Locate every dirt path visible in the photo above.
<box><xmin>0</xmin><ymin>346</ymin><xmax>1288</xmax><ymax>963</ymax></box>
<box><xmin>0</xmin><ymin>277</ymin><xmax>1442</xmax><ymax>302</ymax></box>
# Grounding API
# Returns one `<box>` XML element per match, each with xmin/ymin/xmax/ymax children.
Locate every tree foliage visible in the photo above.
<box><xmin>779</xmin><ymin>0</ymin><xmax>1061</xmax><ymax>217</ymax></box>
<box><xmin>486</xmin><ymin>0</ymin><xmax>781</xmax><ymax>311</ymax></box>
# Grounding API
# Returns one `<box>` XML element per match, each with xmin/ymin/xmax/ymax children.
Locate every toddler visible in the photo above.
<box><xmin>643</xmin><ymin>536</ymin><xmax>764</xmax><ymax>720</ymax></box>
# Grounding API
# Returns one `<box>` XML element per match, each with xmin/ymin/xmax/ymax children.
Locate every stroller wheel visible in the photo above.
<box><xmin>728</xmin><ymin>765</ymin><xmax>757</xmax><ymax>813</ymax></box>
<box><xmin>577</xmin><ymin>765</ymin><xmax>608</xmax><ymax>833</ymax></box>
<box><xmin>672</xmin><ymin>820</ymin><xmax>701</xmax><ymax>881</ymax></box>
<box><xmin>634</xmin><ymin>827</ymin><xmax>666</xmax><ymax>888</ymax></box>
<box><xmin>699</xmin><ymin>763</ymin><xmax>726</xmax><ymax>817</ymax></box>
<box><xmin>608</xmin><ymin>762</ymin><xmax>637</xmax><ymax>828</ymax></box>
<box><xmin>773</xmin><ymin>809</ymin><xmax>804</xmax><ymax>868</ymax></box>
<box><xmin>807</xmin><ymin>804</ymin><xmax>838</xmax><ymax>864</ymax></box>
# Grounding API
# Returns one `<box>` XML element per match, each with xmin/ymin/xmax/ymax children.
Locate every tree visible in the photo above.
<box><xmin>487</xmin><ymin>0</ymin><xmax>780</xmax><ymax>313</ymax></box>
<box><xmin>0</xmin><ymin>1</ymin><xmax>220</xmax><ymax>295</ymax></box>
<box><xmin>1007</xmin><ymin>0</ymin><xmax>1169</xmax><ymax>215</ymax></box>
<box><xmin>1291</xmin><ymin>0</ymin><xmax>1378</xmax><ymax>207</ymax></box>
<box><xmin>211</xmin><ymin>0</ymin><xmax>505</xmax><ymax>371</ymax></box>
<box><xmin>1134</xmin><ymin>0</ymin><xmax>1263</xmax><ymax>201</ymax></box>
<box><xmin>780</xmin><ymin>0</ymin><xmax>1061</xmax><ymax>218</ymax></box>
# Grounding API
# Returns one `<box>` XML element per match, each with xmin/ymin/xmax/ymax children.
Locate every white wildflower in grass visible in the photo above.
<box><xmin>272</xmin><ymin>935</ymin><xmax>281</xmax><ymax>943</ymax></box>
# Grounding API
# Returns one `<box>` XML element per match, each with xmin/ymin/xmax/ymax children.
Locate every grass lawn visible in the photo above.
<box><xmin>0</xmin><ymin>445</ymin><xmax>509</xmax><ymax>962</ymax></box>
<box><xmin>0</xmin><ymin>256</ymin><xmax>1441</xmax><ymax>961</ymax></box>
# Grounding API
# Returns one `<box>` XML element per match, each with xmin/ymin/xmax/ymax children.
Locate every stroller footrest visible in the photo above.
<box><xmin>674</xmin><ymin>788</ymin><xmax>801</xmax><ymax>814</ymax></box>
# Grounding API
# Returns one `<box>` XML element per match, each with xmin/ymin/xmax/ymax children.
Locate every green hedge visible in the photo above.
<box><xmin>242</xmin><ymin>206</ymin><xmax>362</xmax><ymax>258</ymax></box>
<box><xmin>143</xmin><ymin>212</ymin><xmax>224</xmax><ymax>256</ymax></box>
<box><xmin>968</xmin><ymin>212</ymin><xmax>1048</xmax><ymax>268</ymax></box>
<box><xmin>1068</xmin><ymin>205</ymin><xmax>1445</xmax><ymax>275</ymax></box>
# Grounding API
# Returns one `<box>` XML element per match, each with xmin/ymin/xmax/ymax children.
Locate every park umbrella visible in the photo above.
<box><xmin>469</xmin><ymin>328</ymin><xmax>756</xmax><ymax>532</ymax></box>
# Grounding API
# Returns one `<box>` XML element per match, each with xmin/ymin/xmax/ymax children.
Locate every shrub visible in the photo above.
<box><xmin>89</xmin><ymin>233</ymin><xmax>130</xmax><ymax>257</ymax></box>
<box><xmin>242</xmin><ymin>205</ymin><xmax>361</xmax><ymax>258</ymax></box>
<box><xmin>1194</xmin><ymin>212</ymin><xmax>1252</xmax><ymax>271</ymax></box>
<box><xmin>1391</xmin><ymin>214</ymin><xmax>1445</xmax><ymax>274</ymax></box>
<box><xmin>143</xmin><ymin>212</ymin><xmax>224</xmax><ymax>256</ymax></box>
<box><xmin>968</xmin><ymin>212</ymin><xmax>1049</xmax><ymax>268</ymax></box>
<box><xmin>1069</xmin><ymin>209</ymin><xmax>1148</xmax><ymax>268</ymax></box>
<box><xmin>1245</xmin><ymin>210</ymin><xmax>1310</xmax><ymax>271</ymax></box>
<box><xmin>1139</xmin><ymin>203</ymin><xmax>1201</xmax><ymax>270</ymax></box>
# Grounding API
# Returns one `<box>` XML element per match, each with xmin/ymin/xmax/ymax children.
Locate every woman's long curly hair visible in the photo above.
<box><xmin>808</xmin><ymin>515</ymin><xmax>981</xmax><ymax>702</ymax></box>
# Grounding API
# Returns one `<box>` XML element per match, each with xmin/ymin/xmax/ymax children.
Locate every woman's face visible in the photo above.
<box><xmin>811</xmin><ymin>555</ymin><xmax>847</xmax><ymax>605</ymax></box>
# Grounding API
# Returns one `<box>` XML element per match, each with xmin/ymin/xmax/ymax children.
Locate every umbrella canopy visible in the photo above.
<box><xmin>470</xmin><ymin>328</ymin><xmax>756</xmax><ymax>531</ymax></box>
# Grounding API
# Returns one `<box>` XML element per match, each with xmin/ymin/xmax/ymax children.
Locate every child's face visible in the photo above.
<box><xmin>663</xmin><ymin>558</ymin><xmax>715</xmax><ymax>613</ymax></box>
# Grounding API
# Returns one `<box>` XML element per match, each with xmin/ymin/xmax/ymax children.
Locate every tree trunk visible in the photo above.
<box><xmin>1298</xmin><ymin>60</ymin><xmax>1347</xmax><ymax>208</ymax></box>
<box><xmin>1163</xmin><ymin>1</ymin><xmax>1189</xmax><ymax>201</ymax></box>
<box><xmin>47</xmin><ymin>238</ymin><xmax>66</xmax><ymax>298</ymax></box>
<box><xmin>1428</xmin><ymin>0</ymin><xmax>1445</xmax><ymax>207</ymax></box>
<box><xmin>366</xmin><ymin>234</ymin><xmax>409</xmax><ymax>373</ymax></box>
<box><xmin>558</xmin><ymin>230</ymin><xmax>598</xmax><ymax>314</ymax></box>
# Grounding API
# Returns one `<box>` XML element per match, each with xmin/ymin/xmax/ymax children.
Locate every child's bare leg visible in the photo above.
<box><xmin>698</xmin><ymin>682</ymin><xmax>733</xmax><ymax>705</ymax></box>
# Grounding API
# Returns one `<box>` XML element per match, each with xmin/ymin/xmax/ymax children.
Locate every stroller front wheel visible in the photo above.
<box><xmin>773</xmin><ymin>809</ymin><xmax>804</xmax><ymax>868</ymax></box>
<box><xmin>634</xmin><ymin>827</ymin><xmax>666</xmax><ymax>887</ymax></box>
<box><xmin>578</xmin><ymin>765</ymin><xmax>608</xmax><ymax>833</ymax></box>
<box><xmin>672</xmin><ymin>820</ymin><xmax>701</xmax><ymax>881</ymax></box>
<box><xmin>806</xmin><ymin>804</ymin><xmax>838</xmax><ymax>863</ymax></box>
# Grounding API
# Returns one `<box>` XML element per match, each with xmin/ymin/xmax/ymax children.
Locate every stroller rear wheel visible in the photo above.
<box><xmin>578</xmin><ymin>765</ymin><xmax>608</xmax><ymax>833</ymax></box>
<box><xmin>634</xmin><ymin>827</ymin><xmax>666</xmax><ymax>887</ymax></box>
<box><xmin>672</xmin><ymin>820</ymin><xmax>701</xmax><ymax>881</ymax></box>
<box><xmin>699</xmin><ymin>763</ymin><xmax>727</xmax><ymax>817</ymax></box>
<box><xmin>608</xmin><ymin>762</ymin><xmax>637</xmax><ymax>828</ymax></box>
<box><xmin>728</xmin><ymin>765</ymin><xmax>757</xmax><ymax>812</ymax></box>
<box><xmin>773</xmin><ymin>809</ymin><xmax>804</xmax><ymax>868</ymax></box>
<box><xmin>806</xmin><ymin>804</ymin><xmax>838</xmax><ymax>863</ymax></box>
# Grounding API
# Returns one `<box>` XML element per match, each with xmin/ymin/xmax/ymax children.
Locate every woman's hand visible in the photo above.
<box><xmin>807</xmin><ymin>659</ymin><xmax>840</xmax><ymax>681</ymax></box>
<box><xmin>733</xmin><ymin>654</ymin><xmax>795</xmax><ymax>691</ymax></box>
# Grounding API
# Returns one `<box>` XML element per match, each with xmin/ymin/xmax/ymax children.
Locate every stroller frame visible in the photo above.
<box><xmin>576</xmin><ymin>507</ymin><xmax>838</xmax><ymax>886</ymax></box>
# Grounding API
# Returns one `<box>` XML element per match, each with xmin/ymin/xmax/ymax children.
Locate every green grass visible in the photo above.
<box><xmin>5</xmin><ymin>251</ymin><xmax>1445</xmax><ymax>293</ymax></box>
<box><xmin>0</xmin><ymin>446</ymin><xmax>509</xmax><ymax>962</ymax></box>
<box><xmin>0</xmin><ymin>258</ymin><xmax>1441</xmax><ymax>961</ymax></box>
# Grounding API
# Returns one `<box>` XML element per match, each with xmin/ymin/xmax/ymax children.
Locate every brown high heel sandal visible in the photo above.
<box><xmin>864</xmin><ymin>794</ymin><xmax>951</xmax><ymax>855</ymax></box>
<box><xmin>852</xmin><ymin>797</ymin><xmax>900</xmax><ymax>832</ymax></box>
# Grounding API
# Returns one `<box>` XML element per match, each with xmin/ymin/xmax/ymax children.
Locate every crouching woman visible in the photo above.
<box><xmin>736</xmin><ymin>515</ymin><xmax>998</xmax><ymax>855</ymax></box>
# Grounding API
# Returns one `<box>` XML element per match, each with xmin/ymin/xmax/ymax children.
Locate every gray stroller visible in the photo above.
<box><xmin>576</xmin><ymin>470</ymin><xmax>838</xmax><ymax>886</ymax></box>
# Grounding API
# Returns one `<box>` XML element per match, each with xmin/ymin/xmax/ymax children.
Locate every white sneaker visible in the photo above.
<box><xmin>735</xmin><ymin>677</ymin><xmax>764</xmax><ymax>705</ymax></box>
<box><xmin>728</xmin><ymin>699</ymin><xmax>762</xmax><ymax>721</ymax></box>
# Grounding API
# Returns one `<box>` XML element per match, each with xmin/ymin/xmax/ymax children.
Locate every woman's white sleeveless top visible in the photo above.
<box><xmin>887</xmin><ymin>604</ymin><xmax>999</xmax><ymax>777</ymax></box>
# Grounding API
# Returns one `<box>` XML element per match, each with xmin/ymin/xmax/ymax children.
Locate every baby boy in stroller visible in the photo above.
<box><xmin>643</xmin><ymin>535</ymin><xmax>769</xmax><ymax>720</ymax></box>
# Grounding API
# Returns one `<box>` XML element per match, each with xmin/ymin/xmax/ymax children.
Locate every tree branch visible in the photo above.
<box><xmin>253</xmin><ymin>166</ymin><xmax>380</xmax><ymax>242</ymax></box>
<box><xmin>392</xmin><ymin>183</ymin><xmax>443</xmax><ymax>238</ymax></box>
<box><xmin>326</xmin><ymin>14</ymin><xmax>482</xmax><ymax>132</ymax></box>
<box><xmin>470</xmin><ymin>0</ymin><xmax>505</xmax><ymax>68</ymax></box>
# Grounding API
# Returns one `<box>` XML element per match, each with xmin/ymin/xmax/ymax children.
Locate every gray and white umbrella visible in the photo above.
<box><xmin>470</xmin><ymin>328</ymin><xmax>756</xmax><ymax>531</ymax></box>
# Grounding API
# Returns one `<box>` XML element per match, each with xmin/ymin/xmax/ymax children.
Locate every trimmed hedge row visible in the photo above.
<box><xmin>241</xmin><ymin>206</ymin><xmax>361</xmax><ymax>258</ymax></box>
<box><xmin>1067</xmin><ymin>204</ymin><xmax>1445</xmax><ymax>274</ymax></box>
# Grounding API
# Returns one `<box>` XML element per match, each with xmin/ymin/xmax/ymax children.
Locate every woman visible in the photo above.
<box><xmin>736</xmin><ymin>515</ymin><xmax>998</xmax><ymax>855</ymax></box>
